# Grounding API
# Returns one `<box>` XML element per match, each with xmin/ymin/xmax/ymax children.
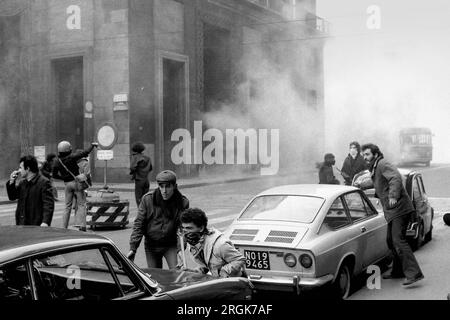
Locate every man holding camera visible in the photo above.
<box><xmin>6</xmin><ymin>155</ymin><xmax>55</xmax><ymax>226</ymax></box>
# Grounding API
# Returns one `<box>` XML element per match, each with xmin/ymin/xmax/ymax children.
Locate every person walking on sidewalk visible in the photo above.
<box><xmin>130</xmin><ymin>142</ymin><xmax>152</xmax><ymax>207</ymax></box>
<box><xmin>178</xmin><ymin>208</ymin><xmax>246</xmax><ymax>278</ymax></box>
<box><xmin>361</xmin><ymin>143</ymin><xmax>424</xmax><ymax>286</ymax></box>
<box><xmin>40</xmin><ymin>153</ymin><xmax>59</xmax><ymax>201</ymax></box>
<box><xmin>53</xmin><ymin>141</ymin><xmax>98</xmax><ymax>231</ymax></box>
<box><xmin>127</xmin><ymin>170</ymin><xmax>189</xmax><ymax>269</ymax></box>
<box><xmin>6</xmin><ymin>155</ymin><xmax>54</xmax><ymax>226</ymax></box>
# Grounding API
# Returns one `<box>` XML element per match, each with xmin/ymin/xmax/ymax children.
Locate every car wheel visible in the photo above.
<box><xmin>333</xmin><ymin>263</ymin><xmax>351</xmax><ymax>299</ymax></box>
<box><xmin>411</xmin><ymin>222</ymin><xmax>424</xmax><ymax>251</ymax></box>
<box><xmin>424</xmin><ymin>209</ymin><xmax>433</xmax><ymax>243</ymax></box>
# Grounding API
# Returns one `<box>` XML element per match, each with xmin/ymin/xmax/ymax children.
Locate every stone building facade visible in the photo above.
<box><xmin>0</xmin><ymin>0</ymin><xmax>328</xmax><ymax>181</ymax></box>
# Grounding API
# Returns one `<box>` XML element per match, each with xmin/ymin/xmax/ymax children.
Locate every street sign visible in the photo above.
<box><xmin>96</xmin><ymin>122</ymin><xmax>118</xmax><ymax>150</ymax></box>
<box><xmin>97</xmin><ymin>150</ymin><xmax>114</xmax><ymax>161</ymax></box>
<box><xmin>34</xmin><ymin>146</ymin><xmax>46</xmax><ymax>163</ymax></box>
<box><xmin>113</xmin><ymin>93</ymin><xmax>128</xmax><ymax>111</ymax></box>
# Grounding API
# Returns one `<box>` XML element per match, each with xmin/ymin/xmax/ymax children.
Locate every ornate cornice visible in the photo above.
<box><xmin>0</xmin><ymin>0</ymin><xmax>27</xmax><ymax>17</ymax></box>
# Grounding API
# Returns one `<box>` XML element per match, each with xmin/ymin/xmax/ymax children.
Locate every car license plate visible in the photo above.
<box><xmin>244</xmin><ymin>250</ymin><xmax>270</xmax><ymax>270</ymax></box>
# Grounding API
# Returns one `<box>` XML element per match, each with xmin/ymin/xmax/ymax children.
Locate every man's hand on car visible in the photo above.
<box><xmin>389</xmin><ymin>197</ymin><xmax>398</xmax><ymax>207</ymax></box>
<box><xmin>127</xmin><ymin>250</ymin><xmax>136</xmax><ymax>262</ymax></box>
<box><xmin>181</xmin><ymin>267</ymin><xmax>201</xmax><ymax>273</ymax></box>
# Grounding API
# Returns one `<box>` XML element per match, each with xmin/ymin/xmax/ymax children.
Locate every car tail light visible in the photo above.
<box><xmin>299</xmin><ymin>254</ymin><xmax>313</xmax><ymax>268</ymax></box>
<box><xmin>283</xmin><ymin>253</ymin><xmax>297</xmax><ymax>268</ymax></box>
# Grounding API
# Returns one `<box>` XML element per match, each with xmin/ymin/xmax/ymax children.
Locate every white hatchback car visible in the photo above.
<box><xmin>224</xmin><ymin>184</ymin><xmax>391</xmax><ymax>299</ymax></box>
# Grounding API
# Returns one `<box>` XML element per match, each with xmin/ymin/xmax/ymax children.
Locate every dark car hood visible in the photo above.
<box><xmin>142</xmin><ymin>267</ymin><xmax>216</xmax><ymax>292</ymax></box>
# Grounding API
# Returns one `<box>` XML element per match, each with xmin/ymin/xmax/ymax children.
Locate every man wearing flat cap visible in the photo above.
<box><xmin>127</xmin><ymin>170</ymin><xmax>189</xmax><ymax>269</ymax></box>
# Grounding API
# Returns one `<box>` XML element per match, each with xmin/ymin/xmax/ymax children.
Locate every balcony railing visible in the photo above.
<box><xmin>208</xmin><ymin>0</ymin><xmax>330</xmax><ymax>34</ymax></box>
<box><xmin>307</xmin><ymin>14</ymin><xmax>330</xmax><ymax>34</ymax></box>
<box><xmin>246</xmin><ymin>0</ymin><xmax>294</xmax><ymax>19</ymax></box>
<box><xmin>246</xmin><ymin>1</ymin><xmax>330</xmax><ymax>34</ymax></box>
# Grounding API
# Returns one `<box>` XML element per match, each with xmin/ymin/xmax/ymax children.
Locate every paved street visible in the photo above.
<box><xmin>0</xmin><ymin>169</ymin><xmax>314</xmax><ymax>265</ymax></box>
<box><xmin>1</xmin><ymin>164</ymin><xmax>449</xmax><ymax>299</ymax></box>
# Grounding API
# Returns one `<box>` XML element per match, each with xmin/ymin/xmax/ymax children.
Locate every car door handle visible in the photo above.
<box><xmin>361</xmin><ymin>226</ymin><xmax>367</xmax><ymax>233</ymax></box>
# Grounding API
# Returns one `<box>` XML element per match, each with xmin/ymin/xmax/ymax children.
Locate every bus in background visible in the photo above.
<box><xmin>399</xmin><ymin>127</ymin><xmax>433</xmax><ymax>166</ymax></box>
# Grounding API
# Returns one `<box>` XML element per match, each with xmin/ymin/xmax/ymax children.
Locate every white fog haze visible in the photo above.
<box><xmin>2</xmin><ymin>0</ymin><xmax>450</xmax><ymax>303</ymax></box>
<box><xmin>318</xmin><ymin>0</ymin><xmax>450</xmax><ymax>164</ymax></box>
<box><xmin>202</xmin><ymin>15</ymin><xmax>324</xmax><ymax>172</ymax></box>
<box><xmin>202</xmin><ymin>60</ymin><xmax>321</xmax><ymax>170</ymax></box>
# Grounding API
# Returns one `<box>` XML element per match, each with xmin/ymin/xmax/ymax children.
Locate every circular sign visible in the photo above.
<box><xmin>85</xmin><ymin>101</ymin><xmax>93</xmax><ymax>112</ymax></box>
<box><xmin>96</xmin><ymin>122</ymin><xmax>118</xmax><ymax>150</ymax></box>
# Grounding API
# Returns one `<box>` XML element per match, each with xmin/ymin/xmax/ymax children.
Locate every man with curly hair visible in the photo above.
<box><xmin>362</xmin><ymin>143</ymin><xmax>424</xmax><ymax>287</ymax></box>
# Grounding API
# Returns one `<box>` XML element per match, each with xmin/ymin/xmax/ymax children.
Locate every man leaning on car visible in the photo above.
<box><xmin>361</xmin><ymin>143</ymin><xmax>424</xmax><ymax>287</ymax></box>
<box><xmin>178</xmin><ymin>208</ymin><xmax>246</xmax><ymax>278</ymax></box>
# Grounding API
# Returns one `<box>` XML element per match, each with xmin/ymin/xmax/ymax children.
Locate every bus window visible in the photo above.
<box><xmin>399</xmin><ymin>128</ymin><xmax>433</xmax><ymax>166</ymax></box>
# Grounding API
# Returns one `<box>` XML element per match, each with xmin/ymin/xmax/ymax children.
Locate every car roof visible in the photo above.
<box><xmin>255</xmin><ymin>184</ymin><xmax>359</xmax><ymax>199</ymax></box>
<box><xmin>0</xmin><ymin>226</ymin><xmax>111</xmax><ymax>263</ymax></box>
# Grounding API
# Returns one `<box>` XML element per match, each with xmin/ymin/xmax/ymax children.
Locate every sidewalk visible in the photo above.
<box><xmin>0</xmin><ymin>167</ymin><xmax>306</xmax><ymax>205</ymax></box>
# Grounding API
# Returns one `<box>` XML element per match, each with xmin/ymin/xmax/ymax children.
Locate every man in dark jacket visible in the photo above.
<box><xmin>130</xmin><ymin>142</ymin><xmax>152</xmax><ymax>206</ymax></box>
<box><xmin>362</xmin><ymin>143</ymin><xmax>424</xmax><ymax>286</ymax></box>
<box><xmin>127</xmin><ymin>170</ymin><xmax>189</xmax><ymax>269</ymax></box>
<box><xmin>6</xmin><ymin>155</ymin><xmax>54</xmax><ymax>226</ymax></box>
<box><xmin>318</xmin><ymin>153</ymin><xmax>340</xmax><ymax>184</ymax></box>
<box><xmin>40</xmin><ymin>153</ymin><xmax>58</xmax><ymax>200</ymax></box>
<box><xmin>53</xmin><ymin>140</ymin><xmax>98</xmax><ymax>231</ymax></box>
<box><xmin>341</xmin><ymin>141</ymin><xmax>367</xmax><ymax>185</ymax></box>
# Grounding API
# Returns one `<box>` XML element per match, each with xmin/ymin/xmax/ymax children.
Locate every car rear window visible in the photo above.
<box><xmin>239</xmin><ymin>195</ymin><xmax>324</xmax><ymax>223</ymax></box>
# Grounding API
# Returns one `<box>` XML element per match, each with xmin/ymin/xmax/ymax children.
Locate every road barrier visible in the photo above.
<box><xmin>86</xmin><ymin>200</ymin><xmax>129</xmax><ymax>230</ymax></box>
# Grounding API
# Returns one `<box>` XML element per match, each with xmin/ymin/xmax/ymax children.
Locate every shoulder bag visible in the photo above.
<box><xmin>58</xmin><ymin>158</ymin><xmax>89</xmax><ymax>191</ymax></box>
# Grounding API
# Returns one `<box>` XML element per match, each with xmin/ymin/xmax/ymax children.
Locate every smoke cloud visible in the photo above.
<box><xmin>201</xmin><ymin>12</ymin><xmax>325</xmax><ymax>175</ymax></box>
<box><xmin>318</xmin><ymin>0</ymin><xmax>450</xmax><ymax>165</ymax></box>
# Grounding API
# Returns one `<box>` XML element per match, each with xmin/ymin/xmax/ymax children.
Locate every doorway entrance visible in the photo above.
<box><xmin>157</xmin><ymin>51</ymin><xmax>189</xmax><ymax>174</ymax></box>
<box><xmin>52</xmin><ymin>56</ymin><xmax>84</xmax><ymax>150</ymax></box>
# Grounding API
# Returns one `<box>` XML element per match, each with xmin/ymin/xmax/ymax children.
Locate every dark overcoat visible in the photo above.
<box><xmin>6</xmin><ymin>174</ymin><xmax>55</xmax><ymax>226</ymax></box>
<box><xmin>341</xmin><ymin>153</ymin><xmax>367</xmax><ymax>185</ymax></box>
<box><xmin>372</xmin><ymin>158</ymin><xmax>414</xmax><ymax>222</ymax></box>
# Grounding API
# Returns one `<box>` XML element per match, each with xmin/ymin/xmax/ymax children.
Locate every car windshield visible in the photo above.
<box><xmin>239</xmin><ymin>195</ymin><xmax>324</xmax><ymax>223</ymax></box>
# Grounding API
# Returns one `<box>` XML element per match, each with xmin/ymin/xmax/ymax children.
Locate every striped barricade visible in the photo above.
<box><xmin>86</xmin><ymin>200</ymin><xmax>129</xmax><ymax>230</ymax></box>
